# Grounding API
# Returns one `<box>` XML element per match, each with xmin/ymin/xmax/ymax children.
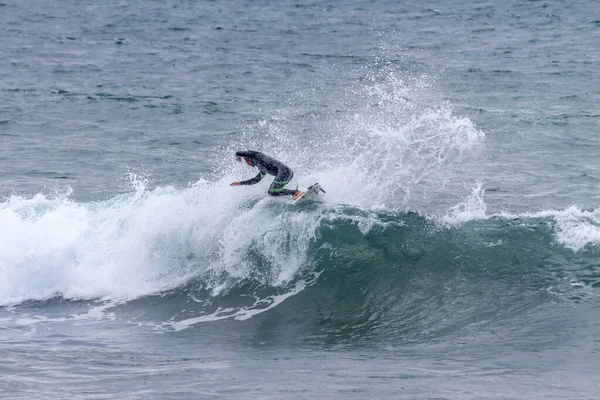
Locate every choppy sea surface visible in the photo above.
<box><xmin>1</xmin><ymin>0</ymin><xmax>600</xmax><ymax>398</ymax></box>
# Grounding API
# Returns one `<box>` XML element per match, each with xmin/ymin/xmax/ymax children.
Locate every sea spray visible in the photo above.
<box><xmin>225</xmin><ymin>67</ymin><xmax>484</xmax><ymax>211</ymax></box>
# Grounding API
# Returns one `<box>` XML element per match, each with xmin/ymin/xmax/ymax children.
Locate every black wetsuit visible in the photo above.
<box><xmin>235</xmin><ymin>150</ymin><xmax>296</xmax><ymax>196</ymax></box>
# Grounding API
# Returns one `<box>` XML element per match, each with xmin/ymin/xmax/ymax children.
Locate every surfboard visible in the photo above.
<box><xmin>293</xmin><ymin>183</ymin><xmax>326</xmax><ymax>203</ymax></box>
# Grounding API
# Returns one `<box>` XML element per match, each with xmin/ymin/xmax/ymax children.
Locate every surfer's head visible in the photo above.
<box><xmin>236</xmin><ymin>156</ymin><xmax>255</xmax><ymax>167</ymax></box>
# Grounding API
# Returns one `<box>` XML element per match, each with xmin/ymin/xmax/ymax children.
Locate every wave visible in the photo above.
<box><xmin>2</xmin><ymin>66</ymin><xmax>598</xmax><ymax>340</ymax></box>
<box><xmin>445</xmin><ymin>184</ymin><xmax>600</xmax><ymax>251</ymax></box>
<box><xmin>1</xmin><ymin>68</ymin><xmax>483</xmax><ymax>305</ymax></box>
<box><xmin>2</xmin><ymin>182</ymin><xmax>600</xmax><ymax>340</ymax></box>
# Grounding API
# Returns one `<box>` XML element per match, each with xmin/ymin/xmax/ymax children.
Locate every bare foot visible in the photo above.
<box><xmin>293</xmin><ymin>191</ymin><xmax>304</xmax><ymax>201</ymax></box>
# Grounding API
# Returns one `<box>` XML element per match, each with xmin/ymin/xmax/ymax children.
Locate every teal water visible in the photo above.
<box><xmin>1</xmin><ymin>0</ymin><xmax>600</xmax><ymax>398</ymax></box>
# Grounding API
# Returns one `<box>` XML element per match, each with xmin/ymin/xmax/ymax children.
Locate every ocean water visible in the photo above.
<box><xmin>1</xmin><ymin>0</ymin><xmax>600</xmax><ymax>398</ymax></box>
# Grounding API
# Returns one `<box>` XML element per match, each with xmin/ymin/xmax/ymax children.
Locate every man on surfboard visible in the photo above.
<box><xmin>230</xmin><ymin>150</ymin><xmax>304</xmax><ymax>200</ymax></box>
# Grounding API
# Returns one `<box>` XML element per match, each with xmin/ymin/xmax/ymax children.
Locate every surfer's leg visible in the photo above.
<box><xmin>268</xmin><ymin>168</ymin><xmax>296</xmax><ymax>196</ymax></box>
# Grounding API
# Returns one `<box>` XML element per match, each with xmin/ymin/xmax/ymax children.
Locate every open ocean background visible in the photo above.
<box><xmin>1</xmin><ymin>0</ymin><xmax>600</xmax><ymax>398</ymax></box>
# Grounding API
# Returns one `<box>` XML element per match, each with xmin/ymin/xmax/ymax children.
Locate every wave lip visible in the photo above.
<box><xmin>512</xmin><ymin>206</ymin><xmax>600</xmax><ymax>252</ymax></box>
<box><xmin>443</xmin><ymin>184</ymin><xmax>600</xmax><ymax>252</ymax></box>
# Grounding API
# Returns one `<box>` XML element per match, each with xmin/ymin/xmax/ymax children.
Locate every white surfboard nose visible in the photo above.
<box><xmin>294</xmin><ymin>183</ymin><xmax>326</xmax><ymax>203</ymax></box>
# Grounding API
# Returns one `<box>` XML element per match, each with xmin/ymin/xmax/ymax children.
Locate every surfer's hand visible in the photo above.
<box><xmin>230</xmin><ymin>182</ymin><xmax>241</xmax><ymax>186</ymax></box>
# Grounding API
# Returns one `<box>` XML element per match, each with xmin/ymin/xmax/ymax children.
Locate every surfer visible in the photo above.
<box><xmin>230</xmin><ymin>150</ymin><xmax>304</xmax><ymax>200</ymax></box>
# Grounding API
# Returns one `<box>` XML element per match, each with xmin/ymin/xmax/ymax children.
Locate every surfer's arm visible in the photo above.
<box><xmin>239</xmin><ymin>173</ymin><xmax>264</xmax><ymax>186</ymax></box>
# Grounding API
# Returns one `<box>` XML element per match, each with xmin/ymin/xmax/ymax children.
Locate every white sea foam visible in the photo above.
<box><xmin>0</xmin><ymin>172</ymin><xmax>311</xmax><ymax>305</ymax></box>
<box><xmin>441</xmin><ymin>186</ymin><xmax>600</xmax><ymax>252</ymax></box>
<box><xmin>443</xmin><ymin>183</ymin><xmax>488</xmax><ymax>225</ymax></box>
<box><xmin>504</xmin><ymin>206</ymin><xmax>600</xmax><ymax>252</ymax></box>
<box><xmin>165</xmin><ymin>274</ymin><xmax>319</xmax><ymax>331</ymax></box>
